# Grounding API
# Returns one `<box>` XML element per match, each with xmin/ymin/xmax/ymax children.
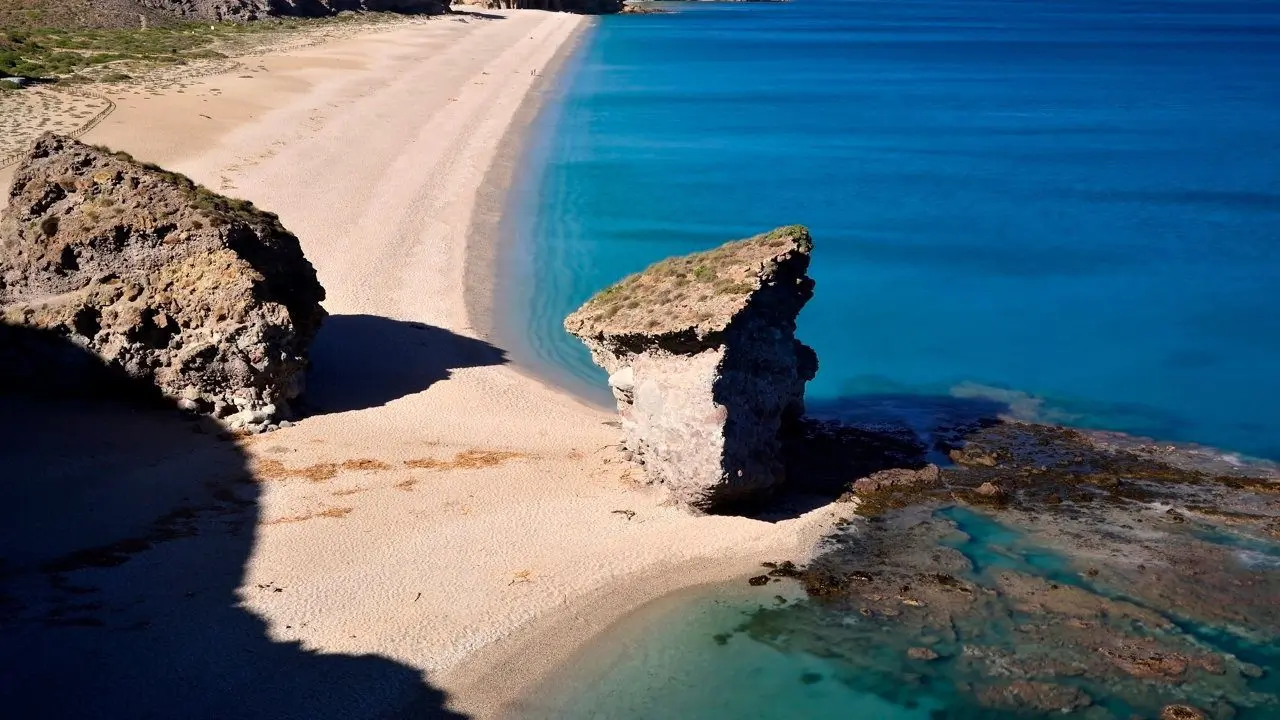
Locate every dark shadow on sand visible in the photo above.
<box><xmin>303</xmin><ymin>314</ymin><xmax>507</xmax><ymax>415</ymax></box>
<box><xmin>737</xmin><ymin>393</ymin><xmax>1012</xmax><ymax>522</ymax></box>
<box><xmin>449</xmin><ymin>9</ymin><xmax>508</xmax><ymax>20</ymax></box>
<box><xmin>0</xmin><ymin>323</ymin><xmax>467</xmax><ymax>720</ymax></box>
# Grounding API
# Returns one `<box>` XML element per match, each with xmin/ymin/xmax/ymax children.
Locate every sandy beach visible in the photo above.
<box><xmin>0</xmin><ymin>9</ymin><xmax>846</xmax><ymax>718</ymax></box>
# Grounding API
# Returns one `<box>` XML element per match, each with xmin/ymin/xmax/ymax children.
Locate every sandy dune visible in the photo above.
<box><xmin>0</xmin><ymin>11</ymin><xmax>846</xmax><ymax>718</ymax></box>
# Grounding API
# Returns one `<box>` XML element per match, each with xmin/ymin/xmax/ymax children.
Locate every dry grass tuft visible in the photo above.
<box><xmin>565</xmin><ymin>225</ymin><xmax>811</xmax><ymax>337</ymax></box>
<box><xmin>252</xmin><ymin>457</ymin><xmax>392</xmax><ymax>482</ymax></box>
<box><xmin>404</xmin><ymin>449</ymin><xmax>527</xmax><ymax>471</ymax></box>
<box><xmin>253</xmin><ymin>459</ymin><xmax>336</xmax><ymax>482</ymax></box>
<box><xmin>267</xmin><ymin>506</ymin><xmax>352</xmax><ymax>525</ymax></box>
<box><xmin>340</xmin><ymin>459</ymin><xmax>392</xmax><ymax>472</ymax></box>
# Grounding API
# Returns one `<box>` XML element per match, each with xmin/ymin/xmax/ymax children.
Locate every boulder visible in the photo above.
<box><xmin>564</xmin><ymin>225</ymin><xmax>817</xmax><ymax>511</ymax></box>
<box><xmin>0</xmin><ymin>133</ymin><xmax>326</xmax><ymax>431</ymax></box>
<box><xmin>852</xmin><ymin>464</ymin><xmax>941</xmax><ymax>494</ymax></box>
<box><xmin>1160</xmin><ymin>706</ymin><xmax>1207</xmax><ymax>720</ymax></box>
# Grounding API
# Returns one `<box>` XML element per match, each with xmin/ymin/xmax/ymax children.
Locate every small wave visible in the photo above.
<box><xmin>948</xmin><ymin>381</ymin><xmax>1081</xmax><ymax>425</ymax></box>
<box><xmin>1236</xmin><ymin>549</ymin><xmax>1280</xmax><ymax>570</ymax></box>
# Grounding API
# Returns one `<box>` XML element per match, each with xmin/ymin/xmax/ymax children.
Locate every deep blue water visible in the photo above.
<box><xmin>504</xmin><ymin>0</ymin><xmax>1280</xmax><ymax>461</ymax></box>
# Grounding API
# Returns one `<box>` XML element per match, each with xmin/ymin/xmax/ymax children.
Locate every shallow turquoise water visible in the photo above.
<box><xmin>515</xmin><ymin>585</ymin><xmax>947</xmax><ymax>720</ymax></box>
<box><xmin>504</xmin><ymin>0</ymin><xmax>1280</xmax><ymax>460</ymax></box>
<box><xmin>525</xmin><ymin>507</ymin><xmax>1280</xmax><ymax>719</ymax></box>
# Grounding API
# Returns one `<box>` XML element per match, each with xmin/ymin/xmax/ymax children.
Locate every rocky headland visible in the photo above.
<box><xmin>0</xmin><ymin>133</ymin><xmax>326</xmax><ymax>431</ymax></box>
<box><xmin>0</xmin><ymin>0</ymin><xmax>451</xmax><ymax>28</ymax></box>
<box><xmin>565</xmin><ymin>225</ymin><xmax>817</xmax><ymax>511</ymax></box>
<box><xmin>452</xmin><ymin>0</ymin><xmax>625</xmax><ymax>13</ymax></box>
<box><xmin>3</xmin><ymin>0</ymin><xmax>634</xmax><ymax>28</ymax></box>
<box><xmin>136</xmin><ymin>0</ymin><xmax>451</xmax><ymax>23</ymax></box>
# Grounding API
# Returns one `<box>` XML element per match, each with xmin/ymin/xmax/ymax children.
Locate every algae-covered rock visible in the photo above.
<box><xmin>564</xmin><ymin>225</ymin><xmax>817</xmax><ymax>511</ymax></box>
<box><xmin>0</xmin><ymin>133</ymin><xmax>326</xmax><ymax>431</ymax></box>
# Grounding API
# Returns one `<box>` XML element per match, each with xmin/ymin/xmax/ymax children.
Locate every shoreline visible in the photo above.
<box><xmin>460</xmin><ymin>13</ymin><xmax>584</xmax><ymax>357</ymax></box>
<box><xmin>441</xmin><ymin>558</ymin><xmax>809</xmax><ymax>718</ymax></box>
<box><xmin>462</xmin><ymin>20</ymin><xmax>615</xmax><ymax>411</ymax></box>
<box><xmin>2</xmin><ymin>11</ymin><xmax>848</xmax><ymax>718</ymax></box>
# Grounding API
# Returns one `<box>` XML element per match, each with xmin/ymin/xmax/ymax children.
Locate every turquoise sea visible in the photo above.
<box><xmin>502</xmin><ymin>0</ymin><xmax>1280</xmax><ymax>716</ymax></box>
<box><xmin>503</xmin><ymin>0</ymin><xmax>1280</xmax><ymax>462</ymax></box>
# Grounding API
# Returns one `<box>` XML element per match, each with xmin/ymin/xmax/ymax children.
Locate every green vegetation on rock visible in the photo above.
<box><xmin>91</xmin><ymin>145</ymin><xmax>284</xmax><ymax>232</ymax></box>
<box><xmin>567</xmin><ymin>225</ymin><xmax>812</xmax><ymax>335</ymax></box>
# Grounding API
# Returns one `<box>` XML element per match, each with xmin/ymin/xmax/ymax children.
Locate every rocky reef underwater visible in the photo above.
<box><xmin>737</xmin><ymin>415</ymin><xmax>1280</xmax><ymax>719</ymax></box>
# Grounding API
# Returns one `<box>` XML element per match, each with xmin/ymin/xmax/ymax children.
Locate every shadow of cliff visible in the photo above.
<box><xmin>740</xmin><ymin>393</ymin><xmax>1011</xmax><ymax>522</ymax></box>
<box><xmin>0</xmin><ymin>323</ymin><xmax>467</xmax><ymax>720</ymax></box>
<box><xmin>303</xmin><ymin>314</ymin><xmax>507</xmax><ymax>415</ymax></box>
<box><xmin>450</xmin><ymin>9</ymin><xmax>508</xmax><ymax>20</ymax></box>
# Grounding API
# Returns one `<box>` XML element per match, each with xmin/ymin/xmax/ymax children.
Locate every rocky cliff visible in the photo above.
<box><xmin>565</xmin><ymin>226</ymin><xmax>817</xmax><ymax>511</ymax></box>
<box><xmin>452</xmin><ymin>0</ymin><xmax>625</xmax><ymax>14</ymax></box>
<box><xmin>0</xmin><ymin>0</ymin><xmax>450</xmax><ymax>30</ymax></box>
<box><xmin>136</xmin><ymin>0</ymin><xmax>449</xmax><ymax>22</ymax></box>
<box><xmin>0</xmin><ymin>134</ymin><xmax>326</xmax><ymax>431</ymax></box>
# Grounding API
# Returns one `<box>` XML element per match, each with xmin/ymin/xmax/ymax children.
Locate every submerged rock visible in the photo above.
<box><xmin>1161</xmin><ymin>705</ymin><xmax>1208</xmax><ymax>720</ymax></box>
<box><xmin>975</xmin><ymin>680</ymin><xmax>1092</xmax><ymax>713</ymax></box>
<box><xmin>732</xmin><ymin>418</ymin><xmax>1279</xmax><ymax>717</ymax></box>
<box><xmin>906</xmin><ymin>646</ymin><xmax>939</xmax><ymax>661</ymax></box>
<box><xmin>0</xmin><ymin>134</ymin><xmax>326</xmax><ymax>431</ymax></box>
<box><xmin>564</xmin><ymin>225</ymin><xmax>817</xmax><ymax>511</ymax></box>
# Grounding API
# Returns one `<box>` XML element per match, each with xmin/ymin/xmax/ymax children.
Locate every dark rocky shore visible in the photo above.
<box><xmin>744</xmin><ymin>418</ymin><xmax>1280</xmax><ymax>719</ymax></box>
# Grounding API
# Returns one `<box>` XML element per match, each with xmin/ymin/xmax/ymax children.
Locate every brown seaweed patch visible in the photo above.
<box><xmin>403</xmin><ymin>449</ymin><xmax>527</xmax><ymax>471</ymax></box>
<box><xmin>267</xmin><ymin>507</ymin><xmax>352</xmax><ymax>525</ymax></box>
<box><xmin>339</xmin><ymin>459</ymin><xmax>392</xmax><ymax>472</ymax></box>
<box><xmin>38</xmin><ymin>495</ymin><xmax>247</xmax><ymax>576</ymax></box>
<box><xmin>253</xmin><ymin>458</ymin><xmax>391</xmax><ymax>482</ymax></box>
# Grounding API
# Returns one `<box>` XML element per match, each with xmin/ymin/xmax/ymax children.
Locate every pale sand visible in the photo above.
<box><xmin>1</xmin><ymin>10</ymin><xmax>848</xmax><ymax>718</ymax></box>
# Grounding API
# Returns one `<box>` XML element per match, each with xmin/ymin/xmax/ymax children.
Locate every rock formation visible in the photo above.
<box><xmin>452</xmin><ymin>0</ymin><xmax>625</xmax><ymax>14</ymax></box>
<box><xmin>1</xmin><ymin>0</ymin><xmax>450</xmax><ymax>30</ymax></box>
<box><xmin>564</xmin><ymin>225</ymin><xmax>817</xmax><ymax>511</ymax></box>
<box><xmin>137</xmin><ymin>0</ymin><xmax>450</xmax><ymax>23</ymax></box>
<box><xmin>0</xmin><ymin>133</ymin><xmax>326</xmax><ymax>431</ymax></box>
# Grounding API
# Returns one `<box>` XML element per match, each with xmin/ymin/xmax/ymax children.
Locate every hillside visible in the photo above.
<box><xmin>0</xmin><ymin>0</ymin><xmax>179</xmax><ymax>29</ymax></box>
<box><xmin>0</xmin><ymin>1</ymin><xmax>451</xmax><ymax>31</ymax></box>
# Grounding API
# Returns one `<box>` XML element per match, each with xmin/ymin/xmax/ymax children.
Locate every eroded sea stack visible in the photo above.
<box><xmin>0</xmin><ymin>133</ymin><xmax>326</xmax><ymax>430</ymax></box>
<box><xmin>565</xmin><ymin>225</ymin><xmax>817</xmax><ymax>511</ymax></box>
